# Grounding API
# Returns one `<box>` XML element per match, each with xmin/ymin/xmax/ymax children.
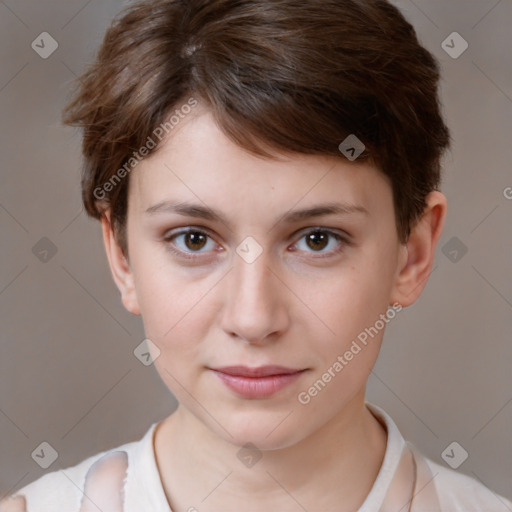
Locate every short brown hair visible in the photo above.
<box><xmin>62</xmin><ymin>0</ymin><xmax>450</xmax><ymax>255</ymax></box>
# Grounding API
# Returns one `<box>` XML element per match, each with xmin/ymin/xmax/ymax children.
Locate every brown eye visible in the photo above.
<box><xmin>164</xmin><ymin>228</ymin><xmax>218</xmax><ymax>259</ymax></box>
<box><xmin>183</xmin><ymin>232</ymin><xmax>208</xmax><ymax>251</ymax></box>
<box><xmin>292</xmin><ymin>228</ymin><xmax>349</xmax><ymax>258</ymax></box>
<box><xmin>305</xmin><ymin>231</ymin><xmax>330</xmax><ymax>251</ymax></box>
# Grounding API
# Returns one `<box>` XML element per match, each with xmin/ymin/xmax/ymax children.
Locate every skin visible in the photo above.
<box><xmin>98</xmin><ymin>103</ymin><xmax>447</xmax><ymax>511</ymax></box>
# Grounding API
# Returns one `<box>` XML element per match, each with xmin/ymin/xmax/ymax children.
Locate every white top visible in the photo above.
<box><xmin>2</xmin><ymin>402</ymin><xmax>511</xmax><ymax>511</ymax></box>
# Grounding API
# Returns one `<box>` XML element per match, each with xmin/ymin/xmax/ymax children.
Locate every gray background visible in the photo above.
<box><xmin>1</xmin><ymin>0</ymin><xmax>511</xmax><ymax>503</ymax></box>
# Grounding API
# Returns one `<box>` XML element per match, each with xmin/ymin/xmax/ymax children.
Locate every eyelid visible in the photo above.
<box><xmin>292</xmin><ymin>225</ymin><xmax>352</xmax><ymax>242</ymax></box>
<box><xmin>164</xmin><ymin>225</ymin><xmax>352</xmax><ymax>243</ymax></box>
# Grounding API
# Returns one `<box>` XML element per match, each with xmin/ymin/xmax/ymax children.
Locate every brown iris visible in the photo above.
<box><xmin>305</xmin><ymin>231</ymin><xmax>329</xmax><ymax>251</ymax></box>
<box><xmin>184</xmin><ymin>232</ymin><xmax>208</xmax><ymax>251</ymax></box>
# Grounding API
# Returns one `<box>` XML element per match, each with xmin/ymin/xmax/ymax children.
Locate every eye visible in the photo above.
<box><xmin>291</xmin><ymin>228</ymin><xmax>349</xmax><ymax>257</ymax></box>
<box><xmin>164</xmin><ymin>228</ymin><xmax>218</xmax><ymax>259</ymax></box>
<box><xmin>163</xmin><ymin>227</ymin><xmax>350</xmax><ymax>261</ymax></box>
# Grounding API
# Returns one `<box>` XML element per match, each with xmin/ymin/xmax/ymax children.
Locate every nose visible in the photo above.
<box><xmin>220</xmin><ymin>249</ymin><xmax>289</xmax><ymax>345</ymax></box>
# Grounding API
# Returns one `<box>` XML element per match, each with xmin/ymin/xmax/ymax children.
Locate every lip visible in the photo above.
<box><xmin>210</xmin><ymin>365</ymin><xmax>307</xmax><ymax>399</ymax></box>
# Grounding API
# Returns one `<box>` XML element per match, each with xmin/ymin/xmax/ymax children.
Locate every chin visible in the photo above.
<box><xmin>209</xmin><ymin>409</ymin><xmax>310</xmax><ymax>452</ymax></box>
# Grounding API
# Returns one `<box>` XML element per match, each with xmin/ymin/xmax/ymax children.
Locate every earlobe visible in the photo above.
<box><xmin>390</xmin><ymin>191</ymin><xmax>447</xmax><ymax>307</ymax></box>
<box><xmin>100</xmin><ymin>211</ymin><xmax>141</xmax><ymax>316</ymax></box>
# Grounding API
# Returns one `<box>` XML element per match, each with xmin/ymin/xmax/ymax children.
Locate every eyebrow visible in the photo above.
<box><xmin>145</xmin><ymin>200</ymin><xmax>368</xmax><ymax>227</ymax></box>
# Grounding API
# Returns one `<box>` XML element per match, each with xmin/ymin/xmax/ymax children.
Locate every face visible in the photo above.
<box><xmin>116</xmin><ymin>106</ymin><xmax>408</xmax><ymax>450</ymax></box>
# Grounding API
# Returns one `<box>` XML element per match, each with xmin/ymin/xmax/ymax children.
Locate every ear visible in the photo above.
<box><xmin>390</xmin><ymin>191</ymin><xmax>447</xmax><ymax>308</ymax></box>
<box><xmin>101</xmin><ymin>211</ymin><xmax>140</xmax><ymax>316</ymax></box>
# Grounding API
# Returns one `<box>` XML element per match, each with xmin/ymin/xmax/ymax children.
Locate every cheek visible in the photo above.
<box><xmin>134</xmin><ymin>267</ymin><xmax>213</xmax><ymax>398</ymax></box>
<box><xmin>315</xmin><ymin>263</ymin><xmax>392</xmax><ymax>342</ymax></box>
<box><xmin>131</xmin><ymin>251</ymin><xmax>220</xmax><ymax>361</ymax></box>
<box><xmin>302</xmin><ymin>249</ymin><xmax>397</xmax><ymax>390</ymax></box>
<box><xmin>295</xmin><ymin>267</ymin><xmax>391</xmax><ymax>413</ymax></box>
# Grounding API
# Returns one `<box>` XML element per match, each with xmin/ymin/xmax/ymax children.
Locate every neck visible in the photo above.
<box><xmin>154</xmin><ymin>392</ymin><xmax>387</xmax><ymax>512</ymax></box>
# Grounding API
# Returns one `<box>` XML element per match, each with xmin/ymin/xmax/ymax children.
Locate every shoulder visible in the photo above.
<box><xmin>0</xmin><ymin>435</ymin><xmax>143</xmax><ymax>512</ymax></box>
<box><xmin>0</xmin><ymin>495</ymin><xmax>26</xmax><ymax>512</ymax></box>
<box><xmin>422</xmin><ymin>456</ymin><xmax>512</xmax><ymax>511</ymax></box>
<box><xmin>366</xmin><ymin>404</ymin><xmax>512</xmax><ymax>512</ymax></box>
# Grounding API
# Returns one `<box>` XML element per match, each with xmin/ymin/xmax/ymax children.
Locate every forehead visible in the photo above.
<box><xmin>128</xmin><ymin>108</ymin><xmax>392</xmax><ymax>222</ymax></box>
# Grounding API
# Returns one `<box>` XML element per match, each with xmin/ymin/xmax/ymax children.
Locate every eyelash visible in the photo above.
<box><xmin>163</xmin><ymin>227</ymin><xmax>351</xmax><ymax>261</ymax></box>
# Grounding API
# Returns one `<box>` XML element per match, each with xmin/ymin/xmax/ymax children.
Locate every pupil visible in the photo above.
<box><xmin>307</xmin><ymin>232</ymin><xmax>328</xmax><ymax>251</ymax></box>
<box><xmin>186</xmin><ymin>232</ymin><xmax>206</xmax><ymax>250</ymax></box>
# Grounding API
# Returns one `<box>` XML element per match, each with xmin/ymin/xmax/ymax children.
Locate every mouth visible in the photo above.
<box><xmin>209</xmin><ymin>365</ymin><xmax>308</xmax><ymax>399</ymax></box>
